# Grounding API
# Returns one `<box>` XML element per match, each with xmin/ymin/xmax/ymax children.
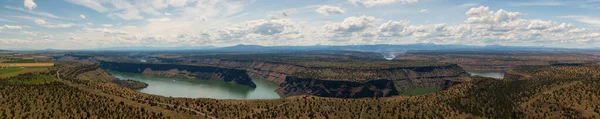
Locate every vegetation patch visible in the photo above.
<box><xmin>7</xmin><ymin>73</ymin><xmax>55</xmax><ymax>85</ymax></box>
<box><xmin>399</xmin><ymin>86</ymin><xmax>441</xmax><ymax>96</ymax></box>
<box><xmin>0</xmin><ymin>67</ymin><xmax>20</xmax><ymax>74</ymax></box>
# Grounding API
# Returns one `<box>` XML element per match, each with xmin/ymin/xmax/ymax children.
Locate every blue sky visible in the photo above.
<box><xmin>0</xmin><ymin>0</ymin><xmax>599</xmax><ymax>50</ymax></box>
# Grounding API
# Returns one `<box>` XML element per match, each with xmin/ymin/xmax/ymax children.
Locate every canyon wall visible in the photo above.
<box><xmin>275</xmin><ymin>65</ymin><xmax>468</xmax><ymax>98</ymax></box>
<box><xmin>99</xmin><ymin>61</ymin><xmax>256</xmax><ymax>88</ymax></box>
<box><xmin>276</xmin><ymin>77</ymin><xmax>399</xmax><ymax>98</ymax></box>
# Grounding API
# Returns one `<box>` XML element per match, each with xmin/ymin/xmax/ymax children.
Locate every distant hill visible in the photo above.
<box><xmin>88</xmin><ymin>46</ymin><xmax>218</xmax><ymax>51</ymax></box>
<box><xmin>80</xmin><ymin>44</ymin><xmax>592</xmax><ymax>52</ymax></box>
<box><xmin>213</xmin><ymin>44</ymin><xmax>578</xmax><ymax>53</ymax></box>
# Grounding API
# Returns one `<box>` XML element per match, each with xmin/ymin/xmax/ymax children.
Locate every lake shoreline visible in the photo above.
<box><xmin>109</xmin><ymin>71</ymin><xmax>282</xmax><ymax>100</ymax></box>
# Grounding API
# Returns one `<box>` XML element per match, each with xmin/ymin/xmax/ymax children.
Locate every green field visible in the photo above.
<box><xmin>400</xmin><ymin>86</ymin><xmax>441</xmax><ymax>96</ymax></box>
<box><xmin>7</xmin><ymin>73</ymin><xmax>55</xmax><ymax>85</ymax></box>
<box><xmin>0</xmin><ymin>66</ymin><xmax>54</xmax><ymax>78</ymax></box>
<box><xmin>1</xmin><ymin>58</ymin><xmax>36</xmax><ymax>63</ymax></box>
<box><xmin>0</xmin><ymin>68</ymin><xmax>20</xmax><ymax>74</ymax></box>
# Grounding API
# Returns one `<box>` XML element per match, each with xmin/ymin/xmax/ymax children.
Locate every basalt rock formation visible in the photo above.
<box><xmin>276</xmin><ymin>77</ymin><xmax>399</xmax><ymax>98</ymax></box>
<box><xmin>99</xmin><ymin>61</ymin><xmax>256</xmax><ymax>88</ymax></box>
<box><xmin>275</xmin><ymin>64</ymin><xmax>468</xmax><ymax>98</ymax></box>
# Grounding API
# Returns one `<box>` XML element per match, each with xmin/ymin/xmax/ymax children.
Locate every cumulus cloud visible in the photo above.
<box><xmin>246</xmin><ymin>19</ymin><xmax>299</xmax><ymax>35</ymax></box>
<box><xmin>315</xmin><ymin>6</ymin><xmax>345</xmax><ymax>16</ymax></box>
<box><xmin>465</xmin><ymin>6</ymin><xmax>521</xmax><ymax>24</ymax></box>
<box><xmin>316</xmin><ymin>6</ymin><xmax>600</xmax><ymax>47</ymax></box>
<box><xmin>349</xmin><ymin>0</ymin><xmax>419</xmax><ymax>7</ymax></box>
<box><xmin>34</xmin><ymin>20</ymin><xmax>76</xmax><ymax>28</ymax></box>
<box><xmin>395</xmin><ymin>6</ymin><xmax>600</xmax><ymax>46</ymax></box>
<box><xmin>268</xmin><ymin>9</ymin><xmax>297</xmax><ymax>19</ymax></box>
<box><xmin>24</xmin><ymin>0</ymin><xmax>37</xmax><ymax>10</ymax></box>
<box><xmin>379</xmin><ymin>20</ymin><xmax>410</xmax><ymax>36</ymax></box>
<box><xmin>80</xmin><ymin>14</ymin><xmax>86</xmax><ymax>19</ymax></box>
<box><xmin>325</xmin><ymin>16</ymin><xmax>378</xmax><ymax>33</ymax></box>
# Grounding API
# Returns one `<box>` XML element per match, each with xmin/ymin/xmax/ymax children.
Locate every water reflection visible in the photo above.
<box><xmin>109</xmin><ymin>71</ymin><xmax>281</xmax><ymax>100</ymax></box>
<box><xmin>467</xmin><ymin>70</ymin><xmax>506</xmax><ymax>79</ymax></box>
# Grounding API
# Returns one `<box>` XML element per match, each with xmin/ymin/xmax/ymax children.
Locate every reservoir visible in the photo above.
<box><xmin>109</xmin><ymin>71</ymin><xmax>281</xmax><ymax>100</ymax></box>
<box><xmin>467</xmin><ymin>70</ymin><xmax>505</xmax><ymax>79</ymax></box>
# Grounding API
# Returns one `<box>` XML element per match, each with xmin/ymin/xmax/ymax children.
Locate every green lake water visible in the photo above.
<box><xmin>109</xmin><ymin>71</ymin><xmax>281</xmax><ymax>100</ymax></box>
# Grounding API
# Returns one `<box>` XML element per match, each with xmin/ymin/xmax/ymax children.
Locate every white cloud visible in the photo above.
<box><xmin>325</xmin><ymin>16</ymin><xmax>379</xmax><ymax>33</ymax></box>
<box><xmin>268</xmin><ymin>9</ymin><xmax>297</xmax><ymax>19</ymax></box>
<box><xmin>34</xmin><ymin>19</ymin><xmax>76</xmax><ymax>28</ymax></box>
<box><xmin>4</xmin><ymin>6</ymin><xmax>60</xmax><ymax>19</ymax></box>
<box><xmin>404</xmin><ymin>6</ymin><xmax>599</xmax><ymax>46</ymax></box>
<box><xmin>245</xmin><ymin>19</ymin><xmax>299</xmax><ymax>35</ymax></box>
<box><xmin>315</xmin><ymin>5</ymin><xmax>345</xmax><ymax>16</ymax></box>
<box><xmin>559</xmin><ymin>16</ymin><xmax>600</xmax><ymax>27</ymax></box>
<box><xmin>379</xmin><ymin>20</ymin><xmax>410</xmax><ymax>36</ymax></box>
<box><xmin>420</xmin><ymin>9</ymin><xmax>428</xmax><ymax>13</ymax></box>
<box><xmin>80</xmin><ymin>14</ymin><xmax>86</xmax><ymax>19</ymax></box>
<box><xmin>24</xmin><ymin>0</ymin><xmax>37</xmax><ymax>10</ymax></box>
<box><xmin>349</xmin><ymin>0</ymin><xmax>419</xmax><ymax>7</ymax></box>
<box><xmin>64</xmin><ymin>0</ymin><xmax>107</xmax><ymax>12</ymax></box>
<box><xmin>0</xmin><ymin>25</ymin><xmax>23</xmax><ymax>30</ymax></box>
<box><xmin>465</xmin><ymin>6</ymin><xmax>521</xmax><ymax>24</ymax></box>
<box><xmin>315</xmin><ymin>6</ymin><xmax>600</xmax><ymax>47</ymax></box>
<box><xmin>42</xmin><ymin>35</ymin><xmax>53</xmax><ymax>39</ymax></box>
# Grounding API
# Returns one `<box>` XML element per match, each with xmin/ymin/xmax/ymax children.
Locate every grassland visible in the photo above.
<box><xmin>0</xmin><ymin>67</ymin><xmax>19</xmax><ymax>74</ymax></box>
<box><xmin>399</xmin><ymin>86</ymin><xmax>441</xmax><ymax>96</ymax></box>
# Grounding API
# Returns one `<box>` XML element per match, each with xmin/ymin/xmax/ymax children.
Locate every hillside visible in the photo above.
<box><xmin>28</xmin><ymin>61</ymin><xmax>598</xmax><ymax>118</ymax></box>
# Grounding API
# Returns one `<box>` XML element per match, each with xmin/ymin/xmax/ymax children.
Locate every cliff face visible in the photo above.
<box><xmin>276</xmin><ymin>77</ymin><xmax>399</xmax><ymax>98</ymax></box>
<box><xmin>190</xmin><ymin>59</ymin><xmax>306</xmax><ymax>84</ymax></box>
<box><xmin>99</xmin><ymin>61</ymin><xmax>256</xmax><ymax>88</ymax></box>
<box><xmin>276</xmin><ymin>65</ymin><xmax>468</xmax><ymax>98</ymax></box>
<box><xmin>382</xmin><ymin>65</ymin><xmax>468</xmax><ymax>91</ymax></box>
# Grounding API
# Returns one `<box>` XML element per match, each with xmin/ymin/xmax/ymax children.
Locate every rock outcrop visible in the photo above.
<box><xmin>276</xmin><ymin>77</ymin><xmax>399</xmax><ymax>98</ymax></box>
<box><xmin>99</xmin><ymin>61</ymin><xmax>256</xmax><ymax>88</ymax></box>
<box><xmin>275</xmin><ymin>64</ymin><xmax>468</xmax><ymax>98</ymax></box>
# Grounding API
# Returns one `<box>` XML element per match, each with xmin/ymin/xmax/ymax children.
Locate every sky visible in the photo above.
<box><xmin>0</xmin><ymin>0</ymin><xmax>600</xmax><ymax>50</ymax></box>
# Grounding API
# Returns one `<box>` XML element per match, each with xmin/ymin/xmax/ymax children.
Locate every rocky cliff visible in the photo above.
<box><xmin>276</xmin><ymin>77</ymin><xmax>399</xmax><ymax>98</ymax></box>
<box><xmin>276</xmin><ymin>64</ymin><xmax>468</xmax><ymax>98</ymax></box>
<box><xmin>99</xmin><ymin>61</ymin><xmax>256</xmax><ymax>88</ymax></box>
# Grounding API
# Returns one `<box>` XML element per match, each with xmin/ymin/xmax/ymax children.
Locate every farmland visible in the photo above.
<box><xmin>0</xmin><ymin>63</ymin><xmax>54</xmax><ymax>78</ymax></box>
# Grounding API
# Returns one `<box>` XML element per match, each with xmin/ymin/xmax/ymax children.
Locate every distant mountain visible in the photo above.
<box><xmin>89</xmin><ymin>46</ymin><xmax>218</xmax><ymax>51</ymax></box>
<box><xmin>79</xmin><ymin>44</ymin><xmax>594</xmax><ymax>52</ymax></box>
<box><xmin>213</xmin><ymin>44</ymin><xmax>576</xmax><ymax>53</ymax></box>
